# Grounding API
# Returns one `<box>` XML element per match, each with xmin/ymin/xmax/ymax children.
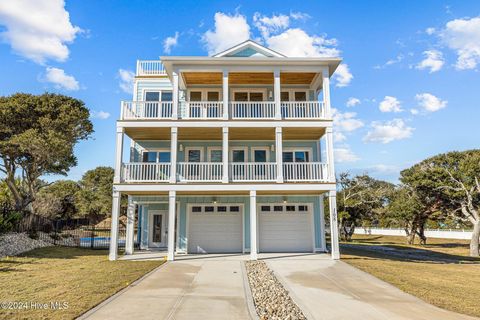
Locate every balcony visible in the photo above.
<box><xmin>120</xmin><ymin>101</ymin><xmax>326</xmax><ymax>120</ymax></box>
<box><xmin>136</xmin><ymin>60</ymin><xmax>166</xmax><ymax>76</ymax></box>
<box><xmin>120</xmin><ymin>162</ymin><xmax>328</xmax><ymax>183</ymax></box>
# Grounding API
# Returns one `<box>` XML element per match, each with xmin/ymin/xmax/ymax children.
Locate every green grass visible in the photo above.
<box><xmin>0</xmin><ymin>247</ymin><xmax>163</xmax><ymax>320</ymax></box>
<box><xmin>342</xmin><ymin>235</ymin><xmax>480</xmax><ymax>318</ymax></box>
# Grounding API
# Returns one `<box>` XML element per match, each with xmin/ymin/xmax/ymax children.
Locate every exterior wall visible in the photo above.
<box><xmin>132</xmin><ymin>140</ymin><xmax>320</xmax><ymax>162</ymax></box>
<box><xmin>134</xmin><ymin>194</ymin><xmax>325</xmax><ymax>252</ymax></box>
<box><xmin>354</xmin><ymin>227</ymin><xmax>473</xmax><ymax>240</ymax></box>
<box><xmin>135</xmin><ymin>79</ymin><xmax>172</xmax><ymax>101</ymax></box>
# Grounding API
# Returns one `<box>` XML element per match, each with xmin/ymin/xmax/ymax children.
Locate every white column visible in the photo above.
<box><xmin>167</xmin><ymin>191</ymin><xmax>176</xmax><ymax>261</ymax></box>
<box><xmin>322</xmin><ymin>67</ymin><xmax>331</xmax><ymax>118</ymax></box>
<box><xmin>275</xmin><ymin>127</ymin><xmax>283</xmax><ymax>183</ymax></box>
<box><xmin>329</xmin><ymin>191</ymin><xmax>340</xmax><ymax>260</ymax></box>
<box><xmin>109</xmin><ymin>190</ymin><xmax>121</xmax><ymax>261</ymax></box>
<box><xmin>325</xmin><ymin>127</ymin><xmax>335</xmax><ymax>182</ymax></box>
<box><xmin>250</xmin><ymin>190</ymin><xmax>258</xmax><ymax>260</ymax></box>
<box><xmin>170</xmin><ymin>127</ymin><xmax>178</xmax><ymax>183</ymax></box>
<box><xmin>223</xmin><ymin>70</ymin><xmax>229</xmax><ymax>120</ymax></box>
<box><xmin>113</xmin><ymin>127</ymin><xmax>124</xmax><ymax>183</ymax></box>
<box><xmin>274</xmin><ymin>69</ymin><xmax>281</xmax><ymax>119</ymax></box>
<box><xmin>172</xmin><ymin>70</ymin><xmax>179</xmax><ymax>120</ymax></box>
<box><xmin>319</xmin><ymin>195</ymin><xmax>326</xmax><ymax>252</ymax></box>
<box><xmin>222</xmin><ymin>127</ymin><xmax>229</xmax><ymax>183</ymax></box>
<box><xmin>125</xmin><ymin>196</ymin><xmax>135</xmax><ymax>255</ymax></box>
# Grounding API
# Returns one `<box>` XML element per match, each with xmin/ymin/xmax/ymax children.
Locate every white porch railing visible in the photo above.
<box><xmin>122</xmin><ymin>163</ymin><xmax>171</xmax><ymax>182</ymax></box>
<box><xmin>230</xmin><ymin>101</ymin><xmax>276</xmax><ymax>119</ymax></box>
<box><xmin>177</xmin><ymin>162</ymin><xmax>223</xmax><ymax>182</ymax></box>
<box><xmin>136</xmin><ymin>60</ymin><xmax>166</xmax><ymax>76</ymax></box>
<box><xmin>121</xmin><ymin>101</ymin><xmax>173</xmax><ymax>119</ymax></box>
<box><xmin>281</xmin><ymin>101</ymin><xmax>325</xmax><ymax>119</ymax></box>
<box><xmin>283</xmin><ymin>162</ymin><xmax>328</xmax><ymax>182</ymax></box>
<box><xmin>183</xmin><ymin>101</ymin><xmax>223</xmax><ymax>119</ymax></box>
<box><xmin>229</xmin><ymin>163</ymin><xmax>277</xmax><ymax>182</ymax></box>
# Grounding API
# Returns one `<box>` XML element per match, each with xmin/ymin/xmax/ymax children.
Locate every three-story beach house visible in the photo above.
<box><xmin>109</xmin><ymin>40</ymin><xmax>340</xmax><ymax>261</ymax></box>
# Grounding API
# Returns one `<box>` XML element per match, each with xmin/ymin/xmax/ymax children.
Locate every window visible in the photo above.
<box><xmin>207</xmin><ymin>91</ymin><xmax>219</xmax><ymax>101</ymax></box>
<box><xmin>190</xmin><ymin>91</ymin><xmax>202</xmax><ymax>101</ymax></box>
<box><xmin>145</xmin><ymin>91</ymin><xmax>160</xmax><ymax>101</ymax></box>
<box><xmin>158</xmin><ymin>152</ymin><xmax>171</xmax><ymax>163</ymax></box>
<box><xmin>249</xmin><ymin>92</ymin><xmax>263</xmax><ymax>101</ymax></box>
<box><xmin>143</xmin><ymin>151</ymin><xmax>157</xmax><ymax>163</ymax></box>
<box><xmin>274</xmin><ymin>205</ymin><xmax>283</xmax><ymax>212</ymax></box>
<box><xmin>295</xmin><ymin>151</ymin><xmax>309</xmax><ymax>162</ymax></box>
<box><xmin>209</xmin><ymin>149</ymin><xmax>222</xmax><ymax>162</ymax></box>
<box><xmin>254</xmin><ymin>149</ymin><xmax>267</xmax><ymax>163</ymax></box>
<box><xmin>161</xmin><ymin>91</ymin><xmax>173</xmax><ymax>101</ymax></box>
<box><xmin>234</xmin><ymin>92</ymin><xmax>248</xmax><ymax>101</ymax></box>
<box><xmin>261</xmin><ymin>206</ymin><xmax>271</xmax><ymax>212</ymax></box>
<box><xmin>286</xmin><ymin>205</ymin><xmax>296</xmax><ymax>212</ymax></box>
<box><xmin>142</xmin><ymin>151</ymin><xmax>170</xmax><ymax>163</ymax></box>
<box><xmin>283</xmin><ymin>152</ymin><xmax>294</xmax><ymax>163</ymax></box>
<box><xmin>229</xmin><ymin>206</ymin><xmax>240</xmax><ymax>212</ymax></box>
<box><xmin>232</xmin><ymin>150</ymin><xmax>245</xmax><ymax>162</ymax></box>
<box><xmin>217</xmin><ymin>206</ymin><xmax>227</xmax><ymax>212</ymax></box>
<box><xmin>281</xmin><ymin>92</ymin><xmax>289</xmax><ymax>101</ymax></box>
<box><xmin>294</xmin><ymin>91</ymin><xmax>307</xmax><ymax>101</ymax></box>
<box><xmin>298</xmin><ymin>205</ymin><xmax>308</xmax><ymax>212</ymax></box>
<box><xmin>233</xmin><ymin>92</ymin><xmax>264</xmax><ymax>101</ymax></box>
<box><xmin>204</xmin><ymin>206</ymin><xmax>214</xmax><ymax>212</ymax></box>
<box><xmin>192</xmin><ymin>206</ymin><xmax>202</xmax><ymax>212</ymax></box>
<box><xmin>283</xmin><ymin>151</ymin><xmax>310</xmax><ymax>163</ymax></box>
<box><xmin>187</xmin><ymin>149</ymin><xmax>202</xmax><ymax>162</ymax></box>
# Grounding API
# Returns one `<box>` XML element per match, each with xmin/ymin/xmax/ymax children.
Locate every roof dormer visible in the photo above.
<box><xmin>212</xmin><ymin>40</ymin><xmax>286</xmax><ymax>58</ymax></box>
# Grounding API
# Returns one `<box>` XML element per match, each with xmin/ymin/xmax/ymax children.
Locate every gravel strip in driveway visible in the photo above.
<box><xmin>245</xmin><ymin>260</ymin><xmax>306</xmax><ymax>320</ymax></box>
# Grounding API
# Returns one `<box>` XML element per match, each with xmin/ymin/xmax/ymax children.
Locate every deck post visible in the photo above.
<box><xmin>319</xmin><ymin>194</ymin><xmax>326</xmax><ymax>252</ymax></box>
<box><xmin>125</xmin><ymin>196</ymin><xmax>135</xmax><ymax>255</ymax></box>
<box><xmin>223</xmin><ymin>70</ymin><xmax>229</xmax><ymax>120</ymax></box>
<box><xmin>109</xmin><ymin>190</ymin><xmax>121</xmax><ymax>261</ymax></box>
<box><xmin>250</xmin><ymin>190</ymin><xmax>258</xmax><ymax>260</ymax></box>
<box><xmin>275</xmin><ymin>127</ymin><xmax>283</xmax><ymax>183</ymax></box>
<box><xmin>172</xmin><ymin>69</ymin><xmax>179</xmax><ymax>120</ymax></box>
<box><xmin>170</xmin><ymin>127</ymin><xmax>178</xmax><ymax>183</ymax></box>
<box><xmin>322</xmin><ymin>66</ymin><xmax>331</xmax><ymax>118</ymax></box>
<box><xmin>329</xmin><ymin>190</ymin><xmax>340</xmax><ymax>260</ymax></box>
<box><xmin>274</xmin><ymin>68</ymin><xmax>281</xmax><ymax>119</ymax></box>
<box><xmin>222</xmin><ymin>127</ymin><xmax>229</xmax><ymax>183</ymax></box>
<box><xmin>113</xmin><ymin>126</ymin><xmax>124</xmax><ymax>183</ymax></box>
<box><xmin>167</xmin><ymin>191</ymin><xmax>176</xmax><ymax>261</ymax></box>
<box><xmin>325</xmin><ymin>127</ymin><xmax>335</xmax><ymax>182</ymax></box>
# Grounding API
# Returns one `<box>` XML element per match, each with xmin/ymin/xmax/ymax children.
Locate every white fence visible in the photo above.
<box><xmin>230</xmin><ymin>101</ymin><xmax>276</xmax><ymax>119</ymax></box>
<box><xmin>177</xmin><ymin>162</ymin><xmax>223</xmax><ymax>182</ymax></box>
<box><xmin>136</xmin><ymin>60</ymin><xmax>166</xmax><ymax>76</ymax></box>
<box><xmin>183</xmin><ymin>101</ymin><xmax>223</xmax><ymax>119</ymax></box>
<box><xmin>229</xmin><ymin>163</ymin><xmax>277</xmax><ymax>182</ymax></box>
<box><xmin>283</xmin><ymin>163</ymin><xmax>328</xmax><ymax>182</ymax></box>
<box><xmin>122</xmin><ymin>163</ymin><xmax>171</xmax><ymax>182</ymax></box>
<box><xmin>355</xmin><ymin>227</ymin><xmax>473</xmax><ymax>240</ymax></box>
<box><xmin>281</xmin><ymin>101</ymin><xmax>325</xmax><ymax>119</ymax></box>
<box><xmin>121</xmin><ymin>101</ymin><xmax>172</xmax><ymax>119</ymax></box>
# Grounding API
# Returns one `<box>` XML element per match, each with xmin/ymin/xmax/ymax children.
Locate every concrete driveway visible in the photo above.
<box><xmin>266</xmin><ymin>254</ymin><xmax>476</xmax><ymax>320</ymax></box>
<box><xmin>80</xmin><ymin>254</ymin><xmax>252</xmax><ymax>320</ymax></box>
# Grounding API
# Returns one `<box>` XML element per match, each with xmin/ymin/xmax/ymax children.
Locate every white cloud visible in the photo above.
<box><xmin>416</xmin><ymin>50</ymin><xmax>444</xmax><ymax>73</ymax></box>
<box><xmin>333</xmin><ymin>63</ymin><xmax>353</xmax><ymax>87</ymax></box>
<box><xmin>332</xmin><ymin>108</ymin><xmax>364</xmax><ymax>132</ymax></box>
<box><xmin>253</xmin><ymin>13</ymin><xmax>290</xmax><ymax>38</ymax></box>
<box><xmin>364</xmin><ymin>119</ymin><xmax>414</xmax><ymax>144</ymax></box>
<box><xmin>202</xmin><ymin>12</ymin><xmax>250</xmax><ymax>55</ymax></box>
<box><xmin>334</xmin><ymin>146</ymin><xmax>360</xmax><ymax>163</ymax></box>
<box><xmin>425</xmin><ymin>27</ymin><xmax>436</xmax><ymax>35</ymax></box>
<box><xmin>374</xmin><ymin>54</ymin><xmax>404</xmax><ymax>69</ymax></box>
<box><xmin>163</xmin><ymin>32</ymin><xmax>179</xmax><ymax>54</ymax></box>
<box><xmin>266</xmin><ymin>28</ymin><xmax>339</xmax><ymax>57</ymax></box>
<box><xmin>441</xmin><ymin>17</ymin><xmax>480</xmax><ymax>70</ymax></box>
<box><xmin>118</xmin><ymin>69</ymin><xmax>135</xmax><ymax>94</ymax></box>
<box><xmin>44</xmin><ymin>67</ymin><xmax>79</xmax><ymax>91</ymax></box>
<box><xmin>334</xmin><ymin>132</ymin><xmax>347</xmax><ymax>142</ymax></box>
<box><xmin>290</xmin><ymin>12</ymin><xmax>310</xmax><ymax>20</ymax></box>
<box><xmin>91</xmin><ymin>111</ymin><xmax>111</xmax><ymax>119</ymax></box>
<box><xmin>415</xmin><ymin>93</ymin><xmax>447</xmax><ymax>112</ymax></box>
<box><xmin>0</xmin><ymin>0</ymin><xmax>82</xmax><ymax>64</ymax></box>
<box><xmin>346</xmin><ymin>97</ymin><xmax>361</xmax><ymax>107</ymax></box>
<box><xmin>410</xmin><ymin>108</ymin><xmax>419</xmax><ymax>115</ymax></box>
<box><xmin>379</xmin><ymin>96</ymin><xmax>403</xmax><ymax>113</ymax></box>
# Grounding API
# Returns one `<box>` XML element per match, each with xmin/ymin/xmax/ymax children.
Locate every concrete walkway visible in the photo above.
<box><xmin>267</xmin><ymin>256</ymin><xmax>476</xmax><ymax>320</ymax></box>
<box><xmin>80</xmin><ymin>255</ymin><xmax>251</xmax><ymax>320</ymax></box>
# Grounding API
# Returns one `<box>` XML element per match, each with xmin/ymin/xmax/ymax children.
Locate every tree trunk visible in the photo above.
<box><xmin>416</xmin><ymin>223</ymin><xmax>427</xmax><ymax>245</ymax></box>
<box><xmin>470</xmin><ymin>220</ymin><xmax>480</xmax><ymax>257</ymax></box>
<box><xmin>406</xmin><ymin>222</ymin><xmax>417</xmax><ymax>245</ymax></box>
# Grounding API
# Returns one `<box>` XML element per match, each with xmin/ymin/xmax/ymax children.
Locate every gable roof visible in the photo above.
<box><xmin>213</xmin><ymin>40</ymin><xmax>286</xmax><ymax>58</ymax></box>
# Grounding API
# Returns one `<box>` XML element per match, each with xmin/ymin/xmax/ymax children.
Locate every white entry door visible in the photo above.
<box><xmin>258</xmin><ymin>204</ymin><xmax>313</xmax><ymax>252</ymax></box>
<box><xmin>187</xmin><ymin>205</ymin><xmax>243</xmax><ymax>253</ymax></box>
<box><xmin>148</xmin><ymin>211</ymin><xmax>168</xmax><ymax>248</ymax></box>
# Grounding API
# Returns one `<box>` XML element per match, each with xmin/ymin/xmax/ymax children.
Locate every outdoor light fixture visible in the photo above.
<box><xmin>268</xmin><ymin>90</ymin><xmax>273</xmax><ymax>99</ymax></box>
<box><xmin>213</xmin><ymin>197</ymin><xmax>217</xmax><ymax>204</ymax></box>
<box><xmin>270</xmin><ymin>144</ymin><xmax>275</xmax><ymax>151</ymax></box>
<box><xmin>283</xmin><ymin>196</ymin><xmax>287</xmax><ymax>204</ymax></box>
<box><xmin>179</xmin><ymin>144</ymin><xmax>184</xmax><ymax>151</ymax></box>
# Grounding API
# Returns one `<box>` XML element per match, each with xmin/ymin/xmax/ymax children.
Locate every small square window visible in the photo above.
<box><xmin>261</xmin><ymin>206</ymin><xmax>271</xmax><ymax>212</ymax></box>
<box><xmin>217</xmin><ymin>206</ymin><xmax>227</xmax><ymax>212</ymax></box>
<box><xmin>273</xmin><ymin>205</ymin><xmax>283</xmax><ymax>212</ymax></box>
<box><xmin>298</xmin><ymin>205</ymin><xmax>308</xmax><ymax>212</ymax></box>
<box><xmin>286</xmin><ymin>205</ymin><xmax>296</xmax><ymax>212</ymax></box>
<box><xmin>230</xmin><ymin>206</ymin><xmax>240</xmax><ymax>212</ymax></box>
<box><xmin>205</xmin><ymin>206</ymin><xmax>214</xmax><ymax>212</ymax></box>
<box><xmin>192</xmin><ymin>206</ymin><xmax>202</xmax><ymax>213</ymax></box>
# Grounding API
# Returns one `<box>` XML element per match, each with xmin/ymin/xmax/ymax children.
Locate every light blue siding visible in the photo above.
<box><xmin>134</xmin><ymin>194</ymin><xmax>325</xmax><ymax>252</ymax></box>
<box><xmin>135</xmin><ymin>79</ymin><xmax>172</xmax><ymax>101</ymax></box>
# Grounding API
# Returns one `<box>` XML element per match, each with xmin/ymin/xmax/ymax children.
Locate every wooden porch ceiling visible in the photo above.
<box><xmin>124</xmin><ymin>126</ymin><xmax>325</xmax><ymax>141</ymax></box>
<box><xmin>182</xmin><ymin>72</ymin><xmax>317</xmax><ymax>85</ymax></box>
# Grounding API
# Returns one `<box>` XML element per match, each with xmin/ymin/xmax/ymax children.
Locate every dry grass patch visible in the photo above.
<box><xmin>0</xmin><ymin>246</ymin><xmax>163</xmax><ymax>319</ymax></box>
<box><xmin>342</xmin><ymin>235</ymin><xmax>480</xmax><ymax>318</ymax></box>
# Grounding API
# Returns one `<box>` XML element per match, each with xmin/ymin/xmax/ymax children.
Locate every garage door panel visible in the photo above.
<box><xmin>188</xmin><ymin>210</ymin><xmax>243</xmax><ymax>254</ymax></box>
<box><xmin>259</xmin><ymin>207</ymin><xmax>313</xmax><ymax>253</ymax></box>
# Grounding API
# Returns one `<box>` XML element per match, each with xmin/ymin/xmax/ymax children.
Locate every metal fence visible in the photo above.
<box><xmin>13</xmin><ymin>214</ymin><xmax>137</xmax><ymax>249</ymax></box>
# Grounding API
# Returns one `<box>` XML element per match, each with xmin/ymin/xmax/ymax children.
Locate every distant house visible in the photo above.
<box><xmin>109</xmin><ymin>40</ymin><xmax>341</xmax><ymax>261</ymax></box>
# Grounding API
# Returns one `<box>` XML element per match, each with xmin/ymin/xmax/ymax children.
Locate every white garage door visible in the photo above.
<box><xmin>259</xmin><ymin>204</ymin><xmax>313</xmax><ymax>252</ymax></box>
<box><xmin>188</xmin><ymin>205</ymin><xmax>243</xmax><ymax>253</ymax></box>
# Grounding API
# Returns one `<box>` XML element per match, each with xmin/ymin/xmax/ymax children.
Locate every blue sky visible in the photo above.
<box><xmin>0</xmin><ymin>1</ymin><xmax>479</xmax><ymax>182</ymax></box>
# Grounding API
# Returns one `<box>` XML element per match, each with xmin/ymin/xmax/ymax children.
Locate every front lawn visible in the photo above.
<box><xmin>342</xmin><ymin>235</ymin><xmax>480</xmax><ymax>318</ymax></box>
<box><xmin>0</xmin><ymin>247</ymin><xmax>163</xmax><ymax>319</ymax></box>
